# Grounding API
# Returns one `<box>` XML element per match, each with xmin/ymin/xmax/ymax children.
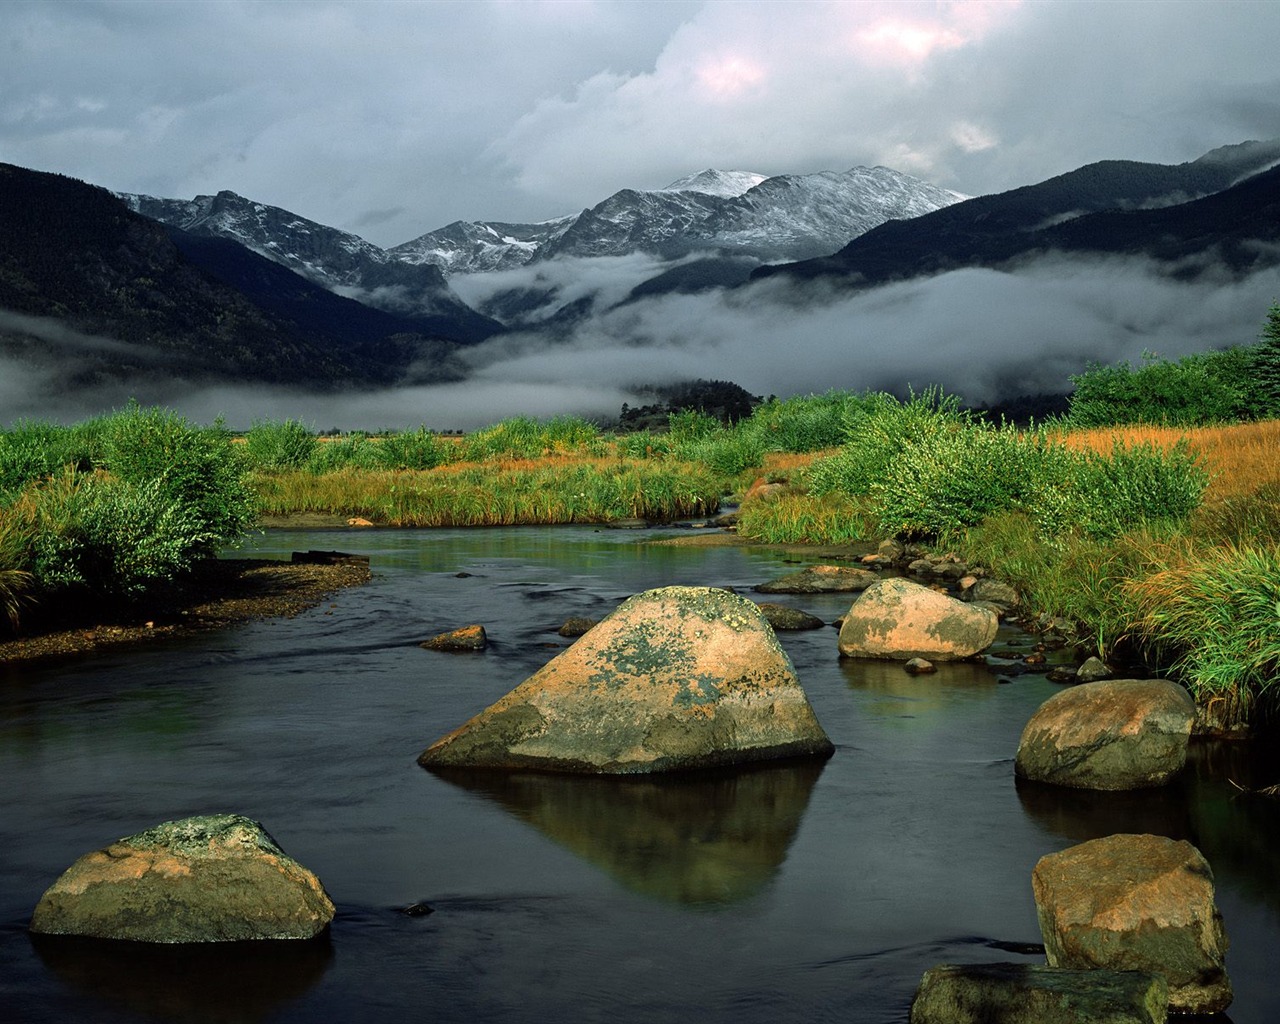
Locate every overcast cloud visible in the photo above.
<box><xmin>3</xmin><ymin>0</ymin><xmax>1279</xmax><ymax>247</ymax></box>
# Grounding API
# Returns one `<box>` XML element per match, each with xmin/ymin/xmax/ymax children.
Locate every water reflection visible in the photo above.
<box><xmin>1015</xmin><ymin>774</ymin><xmax>1195</xmax><ymax>844</ymax></box>
<box><xmin>429</xmin><ymin>761</ymin><xmax>826</xmax><ymax>906</ymax></box>
<box><xmin>31</xmin><ymin>933</ymin><xmax>332</xmax><ymax>1023</ymax></box>
<box><xmin>839</xmin><ymin>657</ymin><xmax>999</xmax><ymax>717</ymax></box>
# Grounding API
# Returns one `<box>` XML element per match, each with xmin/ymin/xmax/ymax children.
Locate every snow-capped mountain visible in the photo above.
<box><xmin>388</xmin><ymin>216</ymin><xmax>576</xmax><ymax>276</ymax></box>
<box><xmin>117</xmin><ymin>189</ymin><xmax>499</xmax><ymax>338</ymax></box>
<box><xmin>393</xmin><ymin>166</ymin><xmax>968</xmax><ymax>273</ymax></box>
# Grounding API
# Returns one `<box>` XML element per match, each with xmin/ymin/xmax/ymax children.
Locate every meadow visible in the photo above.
<box><xmin>3</xmin><ymin>307</ymin><xmax>1279</xmax><ymax>722</ymax></box>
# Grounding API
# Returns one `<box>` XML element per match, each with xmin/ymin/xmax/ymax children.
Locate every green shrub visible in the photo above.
<box><xmin>97</xmin><ymin>404</ymin><xmax>256</xmax><ymax>547</ymax></box>
<box><xmin>375</xmin><ymin>427</ymin><xmax>449</xmax><ymax>470</ymax></box>
<box><xmin>808</xmin><ymin>389</ymin><xmax>961</xmax><ymax>499</ymax></box>
<box><xmin>306</xmin><ymin>433</ymin><xmax>385</xmax><ymax>472</ymax></box>
<box><xmin>244</xmin><ymin>419</ymin><xmax>317</xmax><ymax>470</ymax></box>
<box><xmin>745</xmin><ymin>390</ymin><xmax>878</xmax><ymax>453</ymax></box>
<box><xmin>18</xmin><ymin>468</ymin><xmax>216</xmax><ymax>598</ymax></box>
<box><xmin>1067</xmin><ymin>348</ymin><xmax>1255</xmax><ymax>427</ymax></box>
<box><xmin>1034</xmin><ymin>439</ymin><xmax>1208</xmax><ymax>541</ymax></box>
<box><xmin>0</xmin><ymin>419</ymin><xmax>98</xmax><ymax>497</ymax></box>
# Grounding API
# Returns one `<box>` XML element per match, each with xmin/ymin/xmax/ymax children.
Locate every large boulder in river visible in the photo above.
<box><xmin>910</xmin><ymin>962</ymin><xmax>1168</xmax><ymax>1024</ymax></box>
<box><xmin>755</xmin><ymin>564</ymin><xmax>879</xmax><ymax>594</ymax></box>
<box><xmin>837</xmin><ymin>577</ymin><xmax>998</xmax><ymax>661</ymax></box>
<box><xmin>1033</xmin><ymin>833</ymin><xmax>1232</xmax><ymax>1014</ymax></box>
<box><xmin>1015</xmin><ymin>679</ymin><xmax>1195</xmax><ymax>790</ymax></box>
<box><xmin>29</xmin><ymin>814</ymin><xmax>334</xmax><ymax>943</ymax></box>
<box><xmin>418</xmin><ymin>586</ymin><xmax>834</xmax><ymax>773</ymax></box>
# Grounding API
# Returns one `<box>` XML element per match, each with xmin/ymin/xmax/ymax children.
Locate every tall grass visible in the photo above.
<box><xmin>1124</xmin><ymin>544</ymin><xmax>1280</xmax><ymax>717</ymax></box>
<box><xmin>251</xmin><ymin>457</ymin><xmax>723</xmax><ymax>526</ymax></box>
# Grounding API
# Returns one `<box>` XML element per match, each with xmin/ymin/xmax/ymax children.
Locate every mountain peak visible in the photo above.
<box><xmin>659</xmin><ymin>169</ymin><xmax>768</xmax><ymax>198</ymax></box>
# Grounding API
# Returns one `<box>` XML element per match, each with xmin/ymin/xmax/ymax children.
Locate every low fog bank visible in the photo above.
<box><xmin>3</xmin><ymin>253</ymin><xmax>1279</xmax><ymax>431</ymax></box>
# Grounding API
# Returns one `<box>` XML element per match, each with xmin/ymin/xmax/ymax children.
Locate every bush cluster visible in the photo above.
<box><xmin>0</xmin><ymin>405</ymin><xmax>255</xmax><ymax>625</ymax></box>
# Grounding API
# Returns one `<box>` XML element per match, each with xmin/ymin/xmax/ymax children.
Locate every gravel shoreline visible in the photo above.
<box><xmin>0</xmin><ymin>557</ymin><xmax>371</xmax><ymax>667</ymax></box>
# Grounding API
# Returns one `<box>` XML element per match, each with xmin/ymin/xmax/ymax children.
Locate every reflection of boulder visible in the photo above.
<box><xmin>31</xmin><ymin>932</ymin><xmax>332</xmax><ymax>1024</ymax></box>
<box><xmin>433</xmin><ymin>761</ymin><xmax>825</xmax><ymax>905</ymax></box>
<box><xmin>30</xmin><ymin>814</ymin><xmax>335</xmax><ymax>943</ymax></box>
<box><xmin>419</xmin><ymin>586</ymin><xmax>833</xmax><ymax>773</ymax></box>
<box><xmin>1015</xmin><ymin>775</ymin><xmax>1194</xmax><ymax>845</ymax></box>
<box><xmin>910</xmin><ymin>962</ymin><xmax>1167</xmax><ymax>1024</ymax></box>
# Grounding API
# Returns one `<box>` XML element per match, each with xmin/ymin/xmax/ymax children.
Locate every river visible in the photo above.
<box><xmin>2</xmin><ymin>526</ymin><xmax>1278</xmax><ymax>1022</ymax></box>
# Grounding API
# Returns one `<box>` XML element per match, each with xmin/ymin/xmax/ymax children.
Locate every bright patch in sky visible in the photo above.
<box><xmin>854</xmin><ymin>19</ymin><xmax>966</xmax><ymax>64</ymax></box>
<box><xmin>696</xmin><ymin>55</ymin><xmax>765</xmax><ymax>98</ymax></box>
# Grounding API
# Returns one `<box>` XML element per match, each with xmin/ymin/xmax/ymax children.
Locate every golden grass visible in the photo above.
<box><xmin>1052</xmin><ymin>419</ymin><xmax>1280</xmax><ymax>501</ymax></box>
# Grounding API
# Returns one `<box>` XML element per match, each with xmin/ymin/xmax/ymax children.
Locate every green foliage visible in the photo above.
<box><xmin>1126</xmin><ymin>543</ymin><xmax>1280</xmax><ymax>713</ymax></box>
<box><xmin>1034</xmin><ymin>439</ymin><xmax>1208</xmax><ymax>541</ymax></box>
<box><xmin>803</xmin><ymin>389</ymin><xmax>1206</xmax><ymax>541</ymax></box>
<box><xmin>97</xmin><ymin>404</ymin><xmax>256</xmax><ymax>548</ymax></box>
<box><xmin>306</xmin><ymin>433</ymin><xmax>386</xmax><ymax>472</ymax></box>
<box><xmin>736</xmin><ymin>492</ymin><xmax>875</xmax><ymax>545</ymax></box>
<box><xmin>1066</xmin><ymin>305</ymin><xmax>1280</xmax><ymax>428</ymax></box>
<box><xmin>1252</xmin><ymin>301</ymin><xmax>1280</xmax><ymax>416</ymax></box>
<box><xmin>0</xmin><ymin>419</ymin><xmax>99</xmax><ymax>497</ymax></box>
<box><xmin>244</xmin><ymin>419</ymin><xmax>318</xmax><ymax>470</ymax></box>
<box><xmin>375</xmin><ymin>426</ymin><xmax>449</xmax><ymax>470</ymax></box>
<box><xmin>12</xmin><ymin>468</ymin><xmax>216</xmax><ymax>598</ymax></box>
<box><xmin>745</xmin><ymin>390</ymin><xmax>878</xmax><ymax>453</ymax></box>
<box><xmin>460</xmin><ymin>415</ymin><xmax>603</xmax><ymax>461</ymax></box>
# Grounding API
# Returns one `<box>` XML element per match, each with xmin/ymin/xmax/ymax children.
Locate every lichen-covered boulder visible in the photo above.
<box><xmin>30</xmin><ymin>814</ymin><xmax>334</xmax><ymax>943</ymax></box>
<box><xmin>754</xmin><ymin>564</ymin><xmax>878</xmax><ymax>594</ymax></box>
<box><xmin>1033</xmin><ymin>833</ymin><xmax>1231</xmax><ymax>1014</ymax></box>
<box><xmin>418</xmin><ymin>586</ymin><xmax>834</xmax><ymax>773</ymax></box>
<box><xmin>1015</xmin><ymin>679</ymin><xmax>1195</xmax><ymax>790</ymax></box>
<box><xmin>910</xmin><ymin>962</ymin><xmax>1168</xmax><ymax>1024</ymax></box>
<box><xmin>837</xmin><ymin>577</ymin><xmax>998</xmax><ymax>661</ymax></box>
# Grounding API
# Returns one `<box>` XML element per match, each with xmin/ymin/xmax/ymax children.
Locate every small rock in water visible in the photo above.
<box><xmin>1076</xmin><ymin>656</ymin><xmax>1112</xmax><ymax>682</ymax></box>
<box><xmin>904</xmin><ymin>658</ymin><xmax>937</xmax><ymax>675</ymax></box>
<box><xmin>400</xmin><ymin>902</ymin><xmax>435</xmax><ymax>917</ymax></box>
<box><xmin>557</xmin><ymin>617</ymin><xmax>599</xmax><ymax>638</ymax></box>
<box><xmin>421</xmin><ymin>624</ymin><xmax>488</xmax><ymax>652</ymax></box>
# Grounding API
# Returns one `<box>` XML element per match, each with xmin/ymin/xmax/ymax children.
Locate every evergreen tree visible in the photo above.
<box><xmin>1253</xmin><ymin>302</ymin><xmax>1280</xmax><ymax>417</ymax></box>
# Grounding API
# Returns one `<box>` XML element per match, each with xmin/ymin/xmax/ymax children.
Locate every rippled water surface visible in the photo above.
<box><xmin>3</xmin><ymin>527</ymin><xmax>1279</xmax><ymax>1023</ymax></box>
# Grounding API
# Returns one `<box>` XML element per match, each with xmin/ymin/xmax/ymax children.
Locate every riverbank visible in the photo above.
<box><xmin>0</xmin><ymin>556</ymin><xmax>371</xmax><ymax>666</ymax></box>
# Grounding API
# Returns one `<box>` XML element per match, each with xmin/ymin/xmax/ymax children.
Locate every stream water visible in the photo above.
<box><xmin>2</xmin><ymin>526</ymin><xmax>1279</xmax><ymax>1023</ymax></box>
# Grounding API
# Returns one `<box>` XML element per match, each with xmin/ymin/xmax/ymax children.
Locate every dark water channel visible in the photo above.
<box><xmin>3</xmin><ymin>527</ymin><xmax>1280</xmax><ymax>1023</ymax></box>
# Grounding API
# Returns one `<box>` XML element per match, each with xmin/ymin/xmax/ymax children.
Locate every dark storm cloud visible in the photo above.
<box><xmin>2</xmin><ymin>2</ymin><xmax>1278</xmax><ymax>247</ymax></box>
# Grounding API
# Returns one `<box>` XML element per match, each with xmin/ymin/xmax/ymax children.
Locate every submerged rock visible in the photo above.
<box><xmin>910</xmin><ymin>962</ymin><xmax>1168</xmax><ymax>1024</ymax></box>
<box><xmin>557</xmin><ymin>617</ymin><xmax>599</xmax><ymax>638</ymax></box>
<box><xmin>1033</xmin><ymin>833</ymin><xmax>1231</xmax><ymax>1014</ymax></box>
<box><xmin>418</xmin><ymin>586</ymin><xmax>834</xmax><ymax>773</ymax></box>
<box><xmin>30</xmin><ymin>814</ymin><xmax>334</xmax><ymax>943</ymax></box>
<box><xmin>754</xmin><ymin>603</ymin><xmax>826</xmax><ymax>631</ymax></box>
<box><xmin>754</xmin><ymin>564</ymin><xmax>878</xmax><ymax>594</ymax></box>
<box><xmin>1015</xmin><ymin>679</ymin><xmax>1195</xmax><ymax>790</ymax></box>
<box><xmin>837</xmin><ymin>577</ymin><xmax>998</xmax><ymax>661</ymax></box>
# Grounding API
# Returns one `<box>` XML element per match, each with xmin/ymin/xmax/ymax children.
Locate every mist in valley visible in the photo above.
<box><xmin>3</xmin><ymin>252</ymin><xmax>1278</xmax><ymax>431</ymax></box>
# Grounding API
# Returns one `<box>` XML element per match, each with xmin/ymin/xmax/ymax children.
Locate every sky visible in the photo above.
<box><xmin>4</xmin><ymin>0</ymin><xmax>1280</xmax><ymax>249</ymax></box>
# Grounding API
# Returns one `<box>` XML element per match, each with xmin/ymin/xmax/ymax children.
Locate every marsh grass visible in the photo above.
<box><xmin>736</xmin><ymin>492</ymin><xmax>875</xmax><ymax>545</ymax></box>
<box><xmin>252</xmin><ymin>457</ymin><xmax>723</xmax><ymax>526</ymax></box>
<box><xmin>1123</xmin><ymin>543</ymin><xmax>1280</xmax><ymax>715</ymax></box>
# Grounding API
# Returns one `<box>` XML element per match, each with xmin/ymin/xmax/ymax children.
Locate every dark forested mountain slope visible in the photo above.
<box><xmin>0</xmin><ymin>164</ymin><xmax>473</xmax><ymax>385</ymax></box>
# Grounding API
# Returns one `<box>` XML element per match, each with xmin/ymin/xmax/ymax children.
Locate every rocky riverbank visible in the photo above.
<box><xmin>0</xmin><ymin>557</ymin><xmax>371</xmax><ymax>667</ymax></box>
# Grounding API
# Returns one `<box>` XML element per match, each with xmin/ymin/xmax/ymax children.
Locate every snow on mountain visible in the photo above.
<box><xmin>390</xmin><ymin>165</ymin><xmax>969</xmax><ymax>274</ymax></box>
<box><xmin>659</xmin><ymin>169</ymin><xmax>768</xmax><ymax>198</ymax></box>
<box><xmin>117</xmin><ymin>189</ymin><xmax>492</xmax><ymax>330</ymax></box>
<box><xmin>387</xmin><ymin>216</ymin><xmax>576</xmax><ymax>276</ymax></box>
